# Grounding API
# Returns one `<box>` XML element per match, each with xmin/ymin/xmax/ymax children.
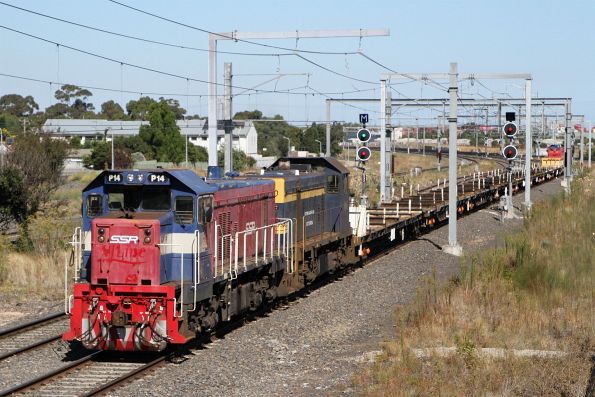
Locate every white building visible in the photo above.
<box><xmin>42</xmin><ymin>118</ymin><xmax>258</xmax><ymax>155</ymax></box>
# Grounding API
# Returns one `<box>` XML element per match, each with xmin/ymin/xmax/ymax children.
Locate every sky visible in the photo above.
<box><xmin>0</xmin><ymin>0</ymin><xmax>593</xmax><ymax>128</ymax></box>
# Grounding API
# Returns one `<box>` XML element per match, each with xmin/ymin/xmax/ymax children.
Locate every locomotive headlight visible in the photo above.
<box><xmin>144</xmin><ymin>236</ymin><xmax>151</xmax><ymax>244</ymax></box>
<box><xmin>98</xmin><ymin>235</ymin><xmax>105</xmax><ymax>243</ymax></box>
<box><xmin>144</xmin><ymin>228</ymin><xmax>151</xmax><ymax>244</ymax></box>
<box><xmin>98</xmin><ymin>228</ymin><xmax>105</xmax><ymax>235</ymax></box>
<box><xmin>144</xmin><ymin>229</ymin><xmax>151</xmax><ymax>236</ymax></box>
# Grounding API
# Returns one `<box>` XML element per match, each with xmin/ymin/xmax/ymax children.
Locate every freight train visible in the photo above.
<box><xmin>63</xmin><ymin>157</ymin><xmax>356</xmax><ymax>351</ymax></box>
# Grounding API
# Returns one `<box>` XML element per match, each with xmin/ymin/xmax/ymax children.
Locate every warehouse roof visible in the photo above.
<box><xmin>42</xmin><ymin>118</ymin><xmax>255</xmax><ymax>137</ymax></box>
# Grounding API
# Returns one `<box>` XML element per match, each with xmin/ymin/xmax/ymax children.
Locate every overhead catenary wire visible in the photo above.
<box><xmin>0</xmin><ymin>24</ymin><xmax>310</xmax><ymax>95</ymax></box>
<box><xmin>104</xmin><ymin>0</ymin><xmax>362</xmax><ymax>55</ymax></box>
<box><xmin>0</xmin><ymin>71</ymin><xmax>380</xmax><ymax>98</ymax></box>
<box><xmin>0</xmin><ymin>26</ymin><xmax>388</xmax><ymax>99</ymax></box>
<box><xmin>0</xmin><ymin>3</ymin><xmax>437</xmax><ymax>99</ymax></box>
<box><xmin>104</xmin><ymin>0</ymin><xmax>447</xmax><ymax>94</ymax></box>
<box><xmin>0</xmin><ymin>2</ymin><xmax>459</xmax><ymax>118</ymax></box>
<box><xmin>0</xmin><ymin>1</ymin><xmax>356</xmax><ymax>57</ymax></box>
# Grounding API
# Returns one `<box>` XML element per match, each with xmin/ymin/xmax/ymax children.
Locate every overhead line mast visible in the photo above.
<box><xmin>206</xmin><ymin>29</ymin><xmax>390</xmax><ymax>177</ymax></box>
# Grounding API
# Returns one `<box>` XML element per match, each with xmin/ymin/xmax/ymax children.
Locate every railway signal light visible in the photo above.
<box><xmin>502</xmin><ymin>145</ymin><xmax>518</xmax><ymax>160</ymax></box>
<box><xmin>356</xmin><ymin>146</ymin><xmax>371</xmax><ymax>161</ymax></box>
<box><xmin>503</xmin><ymin>122</ymin><xmax>517</xmax><ymax>138</ymax></box>
<box><xmin>357</xmin><ymin>128</ymin><xmax>371</xmax><ymax>143</ymax></box>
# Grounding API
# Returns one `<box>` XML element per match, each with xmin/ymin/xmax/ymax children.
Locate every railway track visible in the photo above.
<box><xmin>0</xmin><ymin>350</ymin><xmax>168</xmax><ymax>397</ymax></box>
<box><xmin>0</xmin><ymin>312</ymin><xmax>68</xmax><ymax>361</ymax></box>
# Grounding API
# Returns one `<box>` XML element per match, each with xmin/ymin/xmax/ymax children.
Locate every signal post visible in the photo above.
<box><xmin>356</xmin><ymin>114</ymin><xmax>371</xmax><ymax>207</ymax></box>
<box><xmin>502</xmin><ymin>114</ymin><xmax>519</xmax><ymax>218</ymax></box>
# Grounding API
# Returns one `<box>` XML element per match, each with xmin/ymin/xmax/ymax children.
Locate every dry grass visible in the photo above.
<box><xmin>0</xmin><ymin>172</ymin><xmax>96</xmax><ymax>298</ymax></box>
<box><xmin>0</xmin><ymin>251</ymin><xmax>65</xmax><ymax>299</ymax></box>
<box><xmin>356</xmin><ymin>171</ymin><xmax>595</xmax><ymax>396</ymax></box>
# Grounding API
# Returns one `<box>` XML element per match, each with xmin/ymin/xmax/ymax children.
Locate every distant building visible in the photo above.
<box><xmin>42</xmin><ymin>119</ymin><xmax>258</xmax><ymax>155</ymax></box>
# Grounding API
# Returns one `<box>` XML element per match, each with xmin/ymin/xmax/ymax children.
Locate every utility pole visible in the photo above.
<box><xmin>422</xmin><ymin>125</ymin><xmax>426</xmax><ymax>156</ymax></box>
<box><xmin>325</xmin><ymin>100</ymin><xmax>331</xmax><ymax>157</ymax></box>
<box><xmin>524</xmin><ymin>78</ymin><xmax>532</xmax><ymax>209</ymax></box>
<box><xmin>109</xmin><ymin>128</ymin><xmax>114</xmax><ymax>170</ymax></box>
<box><xmin>484</xmin><ymin>107</ymin><xmax>489</xmax><ymax>157</ymax></box>
<box><xmin>444</xmin><ymin>62</ymin><xmax>462</xmax><ymax>256</ymax></box>
<box><xmin>185</xmin><ymin>121</ymin><xmax>188</xmax><ymax>167</ymax></box>
<box><xmin>438</xmin><ymin>101</ymin><xmax>445</xmax><ymax>171</ymax></box>
<box><xmin>22</xmin><ymin>118</ymin><xmax>27</xmax><ymax>134</ymax></box>
<box><xmin>579</xmin><ymin>122</ymin><xmax>584</xmax><ymax>167</ymax></box>
<box><xmin>541</xmin><ymin>101</ymin><xmax>545</xmax><ymax>155</ymax></box>
<box><xmin>497</xmin><ymin>101</ymin><xmax>503</xmax><ymax>152</ymax></box>
<box><xmin>379</xmin><ymin>79</ymin><xmax>392</xmax><ymax>203</ymax></box>
<box><xmin>588</xmin><ymin>120</ymin><xmax>592</xmax><ymax>168</ymax></box>
<box><xmin>563</xmin><ymin>100</ymin><xmax>572</xmax><ymax>191</ymax></box>
<box><xmin>223</xmin><ymin>62</ymin><xmax>233</xmax><ymax>175</ymax></box>
<box><xmin>475</xmin><ymin>116</ymin><xmax>479</xmax><ymax>153</ymax></box>
<box><xmin>415</xmin><ymin>118</ymin><xmax>419</xmax><ymax>152</ymax></box>
<box><xmin>315</xmin><ymin>139</ymin><xmax>322</xmax><ymax>156</ymax></box>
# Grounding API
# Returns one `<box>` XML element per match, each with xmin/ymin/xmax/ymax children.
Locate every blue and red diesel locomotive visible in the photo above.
<box><xmin>63</xmin><ymin>157</ymin><xmax>354</xmax><ymax>351</ymax></box>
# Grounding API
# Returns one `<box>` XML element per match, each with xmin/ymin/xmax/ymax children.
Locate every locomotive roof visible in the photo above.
<box><xmin>83</xmin><ymin>169</ymin><xmax>218</xmax><ymax>195</ymax></box>
<box><xmin>208</xmin><ymin>178</ymin><xmax>274</xmax><ymax>190</ymax></box>
<box><xmin>267</xmin><ymin>157</ymin><xmax>349</xmax><ymax>175</ymax></box>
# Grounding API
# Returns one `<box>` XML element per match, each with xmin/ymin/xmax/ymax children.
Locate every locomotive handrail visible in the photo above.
<box><xmin>156</xmin><ymin>243</ymin><xmax>184</xmax><ymax>318</ymax></box>
<box><xmin>221</xmin><ymin>219</ymin><xmax>293</xmax><ymax>279</ymax></box>
<box><xmin>64</xmin><ymin>227</ymin><xmax>82</xmax><ymax>315</ymax></box>
<box><xmin>277</xmin><ymin>218</ymin><xmax>295</xmax><ymax>273</ymax></box>
<box><xmin>190</xmin><ymin>229</ymin><xmax>200</xmax><ymax>313</ymax></box>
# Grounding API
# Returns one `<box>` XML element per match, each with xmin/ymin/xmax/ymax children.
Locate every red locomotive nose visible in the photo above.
<box><xmin>91</xmin><ymin>219</ymin><xmax>161</xmax><ymax>286</ymax></box>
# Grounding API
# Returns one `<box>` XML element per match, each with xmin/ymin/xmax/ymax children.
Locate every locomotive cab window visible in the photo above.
<box><xmin>175</xmin><ymin>196</ymin><xmax>194</xmax><ymax>225</ymax></box>
<box><xmin>198</xmin><ymin>195</ymin><xmax>213</xmax><ymax>224</ymax></box>
<box><xmin>106</xmin><ymin>186</ymin><xmax>170</xmax><ymax>211</ymax></box>
<box><xmin>86</xmin><ymin>194</ymin><xmax>103</xmax><ymax>217</ymax></box>
<box><xmin>142</xmin><ymin>187</ymin><xmax>171</xmax><ymax>210</ymax></box>
<box><xmin>326</xmin><ymin>175</ymin><xmax>339</xmax><ymax>193</ymax></box>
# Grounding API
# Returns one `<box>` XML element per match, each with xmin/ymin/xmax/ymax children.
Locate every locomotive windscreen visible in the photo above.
<box><xmin>106</xmin><ymin>186</ymin><xmax>171</xmax><ymax>211</ymax></box>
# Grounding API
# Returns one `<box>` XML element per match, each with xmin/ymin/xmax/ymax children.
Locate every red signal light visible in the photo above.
<box><xmin>357</xmin><ymin>146</ymin><xmax>371</xmax><ymax>161</ymax></box>
<box><xmin>502</xmin><ymin>145</ymin><xmax>517</xmax><ymax>160</ymax></box>
<box><xmin>503</xmin><ymin>122</ymin><xmax>517</xmax><ymax>137</ymax></box>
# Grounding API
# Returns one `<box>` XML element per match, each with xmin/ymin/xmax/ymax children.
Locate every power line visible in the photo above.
<box><xmin>358</xmin><ymin>52</ymin><xmax>448</xmax><ymax>92</ymax></box>
<box><xmin>295</xmin><ymin>54</ymin><xmax>377</xmax><ymax>85</ymax></box>
<box><xmin>309</xmin><ymin>86</ymin><xmax>381</xmax><ymax>114</ymax></box>
<box><xmin>0</xmin><ymin>6</ymin><xmax>398</xmax><ymax>95</ymax></box>
<box><xmin>0</xmin><ymin>2</ymin><xmax>455</xmax><ymax>102</ymax></box>
<box><xmin>0</xmin><ymin>25</ymin><xmax>389</xmax><ymax>98</ymax></box>
<box><xmin>0</xmin><ymin>1</ymin><xmax>335</xmax><ymax>57</ymax></box>
<box><xmin>0</xmin><ymin>71</ymin><xmax>380</xmax><ymax>98</ymax></box>
<box><xmin>105</xmin><ymin>0</ymin><xmax>362</xmax><ymax>55</ymax></box>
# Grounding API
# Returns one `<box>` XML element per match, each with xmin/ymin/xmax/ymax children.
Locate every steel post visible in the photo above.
<box><xmin>207</xmin><ymin>36</ymin><xmax>219</xmax><ymax>177</ymax></box>
<box><xmin>325</xmin><ymin>100</ymin><xmax>331</xmax><ymax>157</ymax></box>
<box><xmin>524</xmin><ymin>79</ymin><xmax>532</xmax><ymax>209</ymax></box>
<box><xmin>580</xmin><ymin>122</ymin><xmax>584</xmax><ymax>166</ymax></box>
<box><xmin>444</xmin><ymin>62</ymin><xmax>462</xmax><ymax>256</ymax></box>
<box><xmin>110</xmin><ymin>128</ymin><xmax>114</xmax><ymax>170</ymax></box>
<box><xmin>380</xmin><ymin>79</ymin><xmax>387</xmax><ymax>203</ymax></box>
<box><xmin>589</xmin><ymin>120</ymin><xmax>592</xmax><ymax>168</ymax></box>
<box><xmin>564</xmin><ymin>100</ymin><xmax>572</xmax><ymax>191</ymax></box>
<box><xmin>224</xmin><ymin>62</ymin><xmax>233</xmax><ymax>175</ymax></box>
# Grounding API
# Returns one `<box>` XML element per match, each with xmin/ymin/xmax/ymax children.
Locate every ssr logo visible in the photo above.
<box><xmin>109</xmin><ymin>235</ymin><xmax>139</xmax><ymax>244</ymax></box>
